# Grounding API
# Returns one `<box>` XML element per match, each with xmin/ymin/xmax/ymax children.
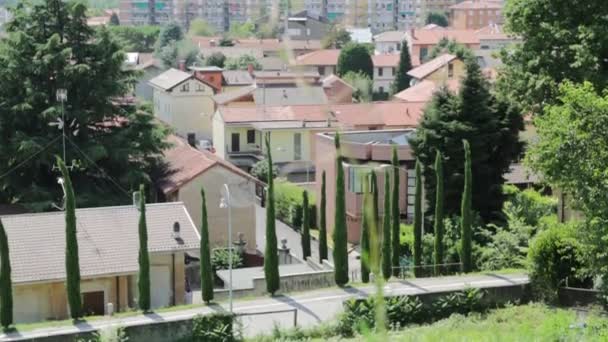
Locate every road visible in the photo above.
<box><xmin>1</xmin><ymin>273</ymin><xmax>529</xmax><ymax>341</ymax></box>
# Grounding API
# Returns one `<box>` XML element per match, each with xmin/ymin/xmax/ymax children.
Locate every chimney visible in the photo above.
<box><xmin>178</xmin><ymin>59</ymin><xmax>186</xmax><ymax>71</ymax></box>
<box><xmin>247</xmin><ymin>63</ymin><xmax>254</xmax><ymax>75</ymax></box>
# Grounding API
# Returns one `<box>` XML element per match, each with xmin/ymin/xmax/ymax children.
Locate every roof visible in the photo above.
<box><xmin>475</xmin><ymin>24</ymin><xmax>511</xmax><ymax>41</ymax></box>
<box><xmin>260</xmin><ymin>56</ymin><xmax>287</xmax><ymax>71</ymax></box>
<box><xmin>189</xmin><ymin>66</ymin><xmax>223</xmax><ymax>72</ymax></box>
<box><xmin>148</xmin><ymin>68</ymin><xmax>193</xmax><ymax>91</ymax></box>
<box><xmin>218</xmin><ymin>105</ymin><xmax>335</xmax><ymax>124</ymax></box>
<box><xmin>393</xmin><ymin>79</ymin><xmax>461</xmax><ymax>103</ymax></box>
<box><xmin>213</xmin><ymin>83</ymin><xmax>328</xmax><ymax>106</ymax></box>
<box><xmin>191</xmin><ymin>36</ymin><xmax>322</xmax><ymax>52</ymax></box>
<box><xmin>222</xmin><ymin>70</ymin><xmax>254</xmax><ymax>86</ymax></box>
<box><xmin>374</xmin><ymin>30</ymin><xmax>407</xmax><ymax>43</ymax></box>
<box><xmin>161</xmin><ymin>135</ymin><xmax>260</xmax><ymax>194</ymax></box>
<box><xmin>450</xmin><ymin>0</ymin><xmax>503</xmax><ymax>10</ymax></box>
<box><xmin>213</xmin><ymin>85</ymin><xmax>257</xmax><ymax>105</ymax></box>
<box><xmin>407</xmin><ymin>54</ymin><xmax>458</xmax><ymax>80</ymax></box>
<box><xmin>1</xmin><ymin>202</ymin><xmax>199</xmax><ymax>284</ymax></box>
<box><xmin>372</xmin><ymin>54</ymin><xmax>400</xmax><ymax>67</ymax></box>
<box><xmin>322</xmin><ymin>74</ymin><xmax>356</xmax><ymax>90</ymax></box>
<box><xmin>296</xmin><ymin>49</ymin><xmax>340</xmax><ymax>66</ymax></box>
<box><xmin>409</xmin><ymin>28</ymin><xmax>480</xmax><ymax>46</ymax></box>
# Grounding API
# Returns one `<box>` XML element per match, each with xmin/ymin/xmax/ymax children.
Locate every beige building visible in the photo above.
<box><xmin>450</xmin><ymin>0</ymin><xmax>503</xmax><ymax>30</ymax></box>
<box><xmin>149</xmin><ymin>68</ymin><xmax>218</xmax><ymax>142</ymax></box>
<box><xmin>405</xmin><ymin>26</ymin><xmax>480</xmax><ymax>64</ymax></box>
<box><xmin>407</xmin><ymin>54</ymin><xmax>465</xmax><ymax>86</ymax></box>
<box><xmin>2</xmin><ymin>203</ymin><xmax>199</xmax><ymax>323</ymax></box>
<box><xmin>161</xmin><ymin>136</ymin><xmax>261</xmax><ymax>252</ymax></box>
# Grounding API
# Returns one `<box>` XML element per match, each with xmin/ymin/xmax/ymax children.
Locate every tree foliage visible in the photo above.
<box><xmin>264</xmin><ymin>133</ymin><xmax>280</xmax><ymax>295</ymax></box>
<box><xmin>500</xmin><ymin>0</ymin><xmax>608</xmax><ymax>114</ymax></box>
<box><xmin>322</xmin><ymin>25</ymin><xmax>352</xmax><ymax>49</ymax></box>
<box><xmin>188</xmin><ymin>18</ymin><xmax>215</xmax><ymax>37</ymax></box>
<box><xmin>413</xmin><ymin>160</ymin><xmax>423</xmax><ymax>277</ymax></box>
<box><xmin>428</xmin><ymin>38</ymin><xmax>475</xmax><ymax>62</ymax></box>
<box><xmin>109</xmin><ymin>12</ymin><xmax>119</xmax><ymax>26</ymax></box>
<box><xmin>158</xmin><ymin>39</ymin><xmax>202</xmax><ymax>70</ymax></box>
<box><xmin>319</xmin><ymin>171</ymin><xmax>328</xmax><ymax>262</ymax></box>
<box><xmin>302</xmin><ymin>190</ymin><xmax>311</xmax><ymax>259</ymax></box>
<box><xmin>59</xmin><ymin>157</ymin><xmax>81</xmax><ymax>319</ymax></box>
<box><xmin>200</xmin><ymin>189</ymin><xmax>214</xmax><ymax>304</ymax></box>
<box><xmin>391</xmin><ymin>147</ymin><xmax>401</xmax><ymax>277</ymax></box>
<box><xmin>390</xmin><ymin>40</ymin><xmax>412</xmax><ymax>95</ymax></box>
<box><xmin>0</xmin><ymin>220</ymin><xmax>12</xmax><ymax>328</ymax></box>
<box><xmin>425</xmin><ymin>11</ymin><xmax>449</xmax><ymax>27</ymax></box>
<box><xmin>251</xmin><ymin>157</ymin><xmax>278</xmax><ymax>182</ymax></box>
<box><xmin>106</xmin><ymin>25</ymin><xmax>160</xmax><ymax>52</ymax></box>
<box><xmin>137</xmin><ymin>184</ymin><xmax>151</xmax><ymax>312</ymax></box>
<box><xmin>360</xmin><ymin>174</ymin><xmax>371</xmax><ymax>283</ymax></box>
<box><xmin>229</xmin><ymin>22</ymin><xmax>255</xmax><ymax>39</ymax></box>
<box><xmin>433</xmin><ymin>151</ymin><xmax>444</xmax><ymax>276</ymax></box>
<box><xmin>382</xmin><ymin>169</ymin><xmax>392</xmax><ymax>280</ymax></box>
<box><xmin>206</xmin><ymin>52</ymin><xmax>226</xmax><ymax>68</ymax></box>
<box><xmin>156</xmin><ymin>21</ymin><xmax>183</xmax><ymax>52</ymax></box>
<box><xmin>0</xmin><ymin>1</ymin><xmax>169</xmax><ymax>210</ymax></box>
<box><xmin>225</xmin><ymin>54</ymin><xmax>262</xmax><ymax>71</ymax></box>
<box><xmin>410</xmin><ymin>60</ymin><xmax>523</xmax><ymax>225</ymax></box>
<box><xmin>460</xmin><ymin>140</ymin><xmax>473</xmax><ymax>273</ymax></box>
<box><xmin>333</xmin><ymin>133</ymin><xmax>349</xmax><ymax>286</ymax></box>
<box><xmin>342</xmin><ymin>71</ymin><xmax>373</xmax><ymax>103</ymax></box>
<box><xmin>337</xmin><ymin>43</ymin><xmax>373</xmax><ymax>79</ymax></box>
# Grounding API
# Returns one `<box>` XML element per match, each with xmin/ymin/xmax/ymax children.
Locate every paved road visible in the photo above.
<box><xmin>1</xmin><ymin>273</ymin><xmax>529</xmax><ymax>341</ymax></box>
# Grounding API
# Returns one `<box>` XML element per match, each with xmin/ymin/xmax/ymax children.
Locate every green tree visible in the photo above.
<box><xmin>337</xmin><ymin>43</ymin><xmax>373</xmax><ymax>79</ymax></box>
<box><xmin>333</xmin><ymin>133</ymin><xmax>349</xmax><ymax>286</ymax></box>
<box><xmin>460</xmin><ymin>140</ymin><xmax>472</xmax><ymax>273</ymax></box>
<box><xmin>319</xmin><ymin>171</ymin><xmax>328</xmax><ymax>262</ymax></box>
<box><xmin>200</xmin><ymin>189</ymin><xmax>214</xmax><ymax>304</ymax></box>
<box><xmin>360</xmin><ymin>174</ymin><xmax>371</xmax><ymax>283</ymax></box>
<box><xmin>159</xmin><ymin>39</ymin><xmax>202</xmax><ymax>70</ymax></box>
<box><xmin>433</xmin><ymin>151</ymin><xmax>444</xmax><ymax>276</ymax></box>
<box><xmin>156</xmin><ymin>21</ymin><xmax>183</xmax><ymax>52</ymax></box>
<box><xmin>391</xmin><ymin>146</ymin><xmax>401</xmax><ymax>277</ymax></box>
<box><xmin>264</xmin><ymin>133</ymin><xmax>280</xmax><ymax>295</ymax></box>
<box><xmin>188</xmin><ymin>18</ymin><xmax>215</xmax><ymax>36</ymax></box>
<box><xmin>137</xmin><ymin>184</ymin><xmax>151</xmax><ymax>312</ymax></box>
<box><xmin>109</xmin><ymin>12</ymin><xmax>119</xmax><ymax>26</ymax></box>
<box><xmin>0</xmin><ymin>1</ymin><xmax>169</xmax><ymax>210</ymax></box>
<box><xmin>370</xmin><ymin>171</ymin><xmax>380</xmax><ymax>276</ymax></box>
<box><xmin>58</xmin><ymin>157</ymin><xmax>81</xmax><ymax>319</ymax></box>
<box><xmin>410</xmin><ymin>60</ymin><xmax>523</xmax><ymax>224</ymax></box>
<box><xmin>427</xmin><ymin>37</ymin><xmax>475</xmax><ymax>62</ymax></box>
<box><xmin>229</xmin><ymin>22</ymin><xmax>255</xmax><ymax>39</ymax></box>
<box><xmin>390</xmin><ymin>40</ymin><xmax>412</xmax><ymax>94</ymax></box>
<box><xmin>322</xmin><ymin>25</ymin><xmax>352</xmax><ymax>49</ymax></box>
<box><xmin>206</xmin><ymin>52</ymin><xmax>226</xmax><ymax>68</ymax></box>
<box><xmin>107</xmin><ymin>25</ymin><xmax>160</xmax><ymax>52</ymax></box>
<box><xmin>251</xmin><ymin>158</ymin><xmax>278</xmax><ymax>182</ymax></box>
<box><xmin>342</xmin><ymin>71</ymin><xmax>373</xmax><ymax>103</ymax></box>
<box><xmin>302</xmin><ymin>190</ymin><xmax>311</xmax><ymax>259</ymax></box>
<box><xmin>413</xmin><ymin>160</ymin><xmax>423</xmax><ymax>277</ymax></box>
<box><xmin>425</xmin><ymin>11</ymin><xmax>448</xmax><ymax>27</ymax></box>
<box><xmin>225</xmin><ymin>54</ymin><xmax>262</xmax><ymax>71</ymax></box>
<box><xmin>382</xmin><ymin>169</ymin><xmax>392</xmax><ymax>280</ymax></box>
<box><xmin>0</xmin><ymin>220</ymin><xmax>12</xmax><ymax>329</ymax></box>
<box><xmin>500</xmin><ymin>0</ymin><xmax>608</xmax><ymax>114</ymax></box>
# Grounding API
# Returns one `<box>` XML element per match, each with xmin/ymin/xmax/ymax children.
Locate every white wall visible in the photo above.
<box><xmin>212</xmin><ymin>110</ymin><xmax>227</xmax><ymax>158</ymax></box>
<box><xmin>375</xmin><ymin>41</ymin><xmax>401</xmax><ymax>54</ymax></box>
<box><xmin>373</xmin><ymin>66</ymin><xmax>396</xmax><ymax>92</ymax></box>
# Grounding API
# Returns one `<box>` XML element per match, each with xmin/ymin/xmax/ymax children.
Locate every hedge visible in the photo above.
<box><xmin>274</xmin><ymin>180</ymin><xmax>316</xmax><ymax>230</ymax></box>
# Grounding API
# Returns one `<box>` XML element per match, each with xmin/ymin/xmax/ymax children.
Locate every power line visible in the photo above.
<box><xmin>0</xmin><ymin>135</ymin><xmax>63</xmax><ymax>181</ymax></box>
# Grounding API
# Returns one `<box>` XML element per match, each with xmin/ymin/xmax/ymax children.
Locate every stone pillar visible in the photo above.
<box><xmin>278</xmin><ymin>238</ymin><xmax>292</xmax><ymax>265</ymax></box>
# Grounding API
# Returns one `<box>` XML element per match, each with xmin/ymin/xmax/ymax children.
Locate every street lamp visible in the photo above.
<box><xmin>219</xmin><ymin>184</ymin><xmax>233</xmax><ymax>313</ymax></box>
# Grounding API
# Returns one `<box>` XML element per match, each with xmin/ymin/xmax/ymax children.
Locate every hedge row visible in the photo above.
<box><xmin>275</xmin><ymin>180</ymin><xmax>317</xmax><ymax>230</ymax></box>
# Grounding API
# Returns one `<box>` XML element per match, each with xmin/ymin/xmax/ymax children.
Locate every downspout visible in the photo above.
<box><xmin>115</xmin><ymin>275</ymin><xmax>120</xmax><ymax>312</ymax></box>
<box><xmin>172</xmin><ymin>253</ymin><xmax>176</xmax><ymax>306</ymax></box>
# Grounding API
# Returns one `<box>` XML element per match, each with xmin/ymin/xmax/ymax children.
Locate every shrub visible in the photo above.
<box><xmin>399</xmin><ymin>224</ymin><xmax>414</xmax><ymax>257</ymax></box>
<box><xmin>211</xmin><ymin>248</ymin><xmax>243</xmax><ymax>270</ymax></box>
<box><xmin>274</xmin><ymin>180</ymin><xmax>316</xmax><ymax>228</ymax></box>
<box><xmin>189</xmin><ymin>313</ymin><xmax>236</xmax><ymax>342</ymax></box>
<box><xmin>250</xmin><ymin>158</ymin><xmax>278</xmax><ymax>182</ymax></box>
<box><xmin>528</xmin><ymin>221</ymin><xmax>591</xmax><ymax>301</ymax></box>
<box><xmin>503</xmin><ymin>185</ymin><xmax>557</xmax><ymax>227</ymax></box>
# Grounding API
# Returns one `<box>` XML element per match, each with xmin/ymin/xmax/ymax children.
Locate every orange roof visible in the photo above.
<box><xmin>322</xmin><ymin>74</ymin><xmax>356</xmax><ymax>90</ymax></box>
<box><xmin>450</xmin><ymin>0</ymin><xmax>502</xmax><ymax>10</ymax></box>
<box><xmin>372</xmin><ymin>54</ymin><xmax>401</xmax><ymax>67</ymax></box>
<box><xmin>475</xmin><ymin>24</ymin><xmax>511</xmax><ymax>40</ymax></box>
<box><xmin>393</xmin><ymin>79</ymin><xmax>461</xmax><ymax>103</ymax></box>
<box><xmin>161</xmin><ymin>135</ymin><xmax>260</xmax><ymax>194</ymax></box>
<box><xmin>218</xmin><ymin>102</ymin><xmax>424</xmax><ymax>128</ymax></box>
<box><xmin>407</xmin><ymin>54</ymin><xmax>458</xmax><ymax>80</ymax></box>
<box><xmin>296</xmin><ymin>49</ymin><xmax>341</xmax><ymax>66</ymax></box>
<box><xmin>410</xmin><ymin>28</ymin><xmax>479</xmax><ymax>46</ymax></box>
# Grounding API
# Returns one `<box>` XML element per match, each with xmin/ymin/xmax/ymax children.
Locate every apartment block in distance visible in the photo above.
<box><xmin>449</xmin><ymin>0</ymin><xmax>504</xmax><ymax>30</ymax></box>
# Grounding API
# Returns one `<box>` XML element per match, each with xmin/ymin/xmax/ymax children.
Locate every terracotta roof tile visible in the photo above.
<box><xmin>393</xmin><ymin>79</ymin><xmax>461</xmax><ymax>102</ymax></box>
<box><xmin>296</xmin><ymin>49</ymin><xmax>341</xmax><ymax>66</ymax></box>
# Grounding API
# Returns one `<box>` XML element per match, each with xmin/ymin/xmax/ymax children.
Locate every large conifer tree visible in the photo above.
<box><xmin>391</xmin><ymin>40</ymin><xmax>413</xmax><ymax>94</ymax></box>
<box><xmin>433</xmin><ymin>151</ymin><xmax>444</xmax><ymax>276</ymax></box>
<box><xmin>264</xmin><ymin>133</ymin><xmax>280</xmax><ymax>295</ymax></box>
<box><xmin>137</xmin><ymin>184</ymin><xmax>151</xmax><ymax>312</ymax></box>
<box><xmin>382</xmin><ymin>169</ymin><xmax>392</xmax><ymax>280</ymax></box>
<box><xmin>333</xmin><ymin>133</ymin><xmax>349</xmax><ymax>286</ymax></box>
<box><xmin>413</xmin><ymin>160</ymin><xmax>423</xmax><ymax>277</ymax></box>
<box><xmin>360</xmin><ymin>176</ymin><xmax>371</xmax><ymax>283</ymax></box>
<box><xmin>301</xmin><ymin>190</ymin><xmax>311</xmax><ymax>259</ymax></box>
<box><xmin>58</xmin><ymin>157</ymin><xmax>81</xmax><ymax>319</ymax></box>
<box><xmin>0</xmin><ymin>219</ymin><xmax>12</xmax><ymax>329</ymax></box>
<box><xmin>319</xmin><ymin>171</ymin><xmax>328</xmax><ymax>262</ymax></box>
<box><xmin>391</xmin><ymin>147</ymin><xmax>401</xmax><ymax>276</ymax></box>
<box><xmin>461</xmin><ymin>140</ymin><xmax>473</xmax><ymax>273</ymax></box>
<box><xmin>200</xmin><ymin>189</ymin><xmax>214</xmax><ymax>303</ymax></box>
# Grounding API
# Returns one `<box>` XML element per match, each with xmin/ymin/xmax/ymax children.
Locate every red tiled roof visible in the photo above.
<box><xmin>407</xmin><ymin>54</ymin><xmax>458</xmax><ymax>80</ymax></box>
<box><xmin>322</xmin><ymin>74</ymin><xmax>356</xmax><ymax>90</ymax></box>
<box><xmin>475</xmin><ymin>24</ymin><xmax>511</xmax><ymax>40</ymax></box>
<box><xmin>218</xmin><ymin>105</ymin><xmax>332</xmax><ymax>123</ymax></box>
<box><xmin>410</xmin><ymin>28</ymin><xmax>480</xmax><ymax>46</ymax></box>
<box><xmin>393</xmin><ymin>79</ymin><xmax>461</xmax><ymax>103</ymax></box>
<box><xmin>372</xmin><ymin>54</ymin><xmax>401</xmax><ymax>67</ymax></box>
<box><xmin>296</xmin><ymin>49</ymin><xmax>341</xmax><ymax>66</ymax></box>
<box><xmin>161</xmin><ymin>135</ymin><xmax>260</xmax><ymax>194</ymax></box>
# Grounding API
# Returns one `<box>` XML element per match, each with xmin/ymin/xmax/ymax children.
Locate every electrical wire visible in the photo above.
<box><xmin>0</xmin><ymin>135</ymin><xmax>63</xmax><ymax>181</ymax></box>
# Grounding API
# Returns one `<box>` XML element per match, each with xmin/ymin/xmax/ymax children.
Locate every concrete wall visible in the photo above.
<box><xmin>174</xmin><ymin>165</ymin><xmax>257</xmax><ymax>252</ymax></box>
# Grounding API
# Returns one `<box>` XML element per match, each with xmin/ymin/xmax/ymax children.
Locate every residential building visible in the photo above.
<box><xmin>295</xmin><ymin>49</ymin><xmax>340</xmax><ymax>77</ymax></box>
<box><xmin>322</xmin><ymin>74</ymin><xmax>356</xmax><ymax>104</ymax></box>
<box><xmin>287</xmin><ymin>10</ymin><xmax>332</xmax><ymax>41</ymax></box>
<box><xmin>314</xmin><ymin>129</ymin><xmax>416</xmax><ymax>243</ymax></box>
<box><xmin>373</xmin><ymin>30</ymin><xmax>407</xmax><ymax>56</ymax></box>
<box><xmin>450</xmin><ymin>0</ymin><xmax>504</xmax><ymax>30</ymax></box>
<box><xmin>407</xmin><ymin>53</ymin><xmax>465</xmax><ymax>85</ymax></box>
<box><xmin>393</xmin><ymin>78</ymin><xmax>460</xmax><ymax>103</ymax></box>
<box><xmin>125</xmin><ymin>52</ymin><xmax>163</xmax><ymax>102</ymax></box>
<box><xmin>405</xmin><ymin>26</ymin><xmax>480</xmax><ymax>64</ymax></box>
<box><xmin>222</xmin><ymin>70</ymin><xmax>255</xmax><ymax>93</ymax></box>
<box><xmin>2</xmin><ymin>202</ymin><xmax>199</xmax><ymax>323</ymax></box>
<box><xmin>191</xmin><ymin>36</ymin><xmax>322</xmax><ymax>58</ymax></box>
<box><xmin>118</xmin><ymin>0</ymin><xmax>176</xmax><ymax>26</ymax></box>
<box><xmin>149</xmin><ymin>67</ymin><xmax>218</xmax><ymax>141</ymax></box>
<box><xmin>160</xmin><ymin>135</ymin><xmax>261</xmax><ymax>252</ymax></box>
<box><xmin>372</xmin><ymin>54</ymin><xmax>401</xmax><ymax>94</ymax></box>
<box><xmin>347</xmin><ymin>27</ymin><xmax>373</xmax><ymax>44</ymax></box>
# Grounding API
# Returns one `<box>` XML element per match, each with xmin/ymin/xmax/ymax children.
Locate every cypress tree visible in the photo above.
<box><xmin>319</xmin><ymin>171</ymin><xmax>328</xmax><ymax>262</ymax></box>
<box><xmin>461</xmin><ymin>140</ymin><xmax>473</xmax><ymax>273</ymax></box>
<box><xmin>391</xmin><ymin>146</ymin><xmax>401</xmax><ymax>277</ymax></box>
<box><xmin>433</xmin><ymin>151</ymin><xmax>444</xmax><ymax>276</ymax></box>
<box><xmin>370</xmin><ymin>171</ymin><xmax>380</xmax><ymax>275</ymax></box>
<box><xmin>301</xmin><ymin>190</ymin><xmax>311</xmax><ymax>259</ymax></box>
<box><xmin>413</xmin><ymin>160</ymin><xmax>423</xmax><ymax>277</ymax></box>
<box><xmin>58</xmin><ymin>157</ymin><xmax>81</xmax><ymax>319</ymax></box>
<box><xmin>390</xmin><ymin>40</ymin><xmax>413</xmax><ymax>94</ymax></box>
<box><xmin>0</xmin><ymin>220</ymin><xmax>13</xmax><ymax>329</ymax></box>
<box><xmin>333</xmin><ymin>133</ymin><xmax>349</xmax><ymax>286</ymax></box>
<box><xmin>200</xmin><ymin>189</ymin><xmax>214</xmax><ymax>303</ymax></box>
<box><xmin>264</xmin><ymin>133</ymin><xmax>280</xmax><ymax>295</ymax></box>
<box><xmin>360</xmin><ymin>176</ymin><xmax>371</xmax><ymax>283</ymax></box>
<box><xmin>137</xmin><ymin>184</ymin><xmax>151</xmax><ymax>312</ymax></box>
<box><xmin>382</xmin><ymin>169</ymin><xmax>392</xmax><ymax>280</ymax></box>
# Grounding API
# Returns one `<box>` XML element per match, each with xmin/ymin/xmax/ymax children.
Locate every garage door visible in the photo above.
<box><xmin>151</xmin><ymin>266</ymin><xmax>171</xmax><ymax>309</ymax></box>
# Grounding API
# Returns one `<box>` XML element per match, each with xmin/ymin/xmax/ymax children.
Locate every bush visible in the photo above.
<box><xmin>188</xmin><ymin>313</ymin><xmax>236</xmax><ymax>342</ymax></box>
<box><xmin>399</xmin><ymin>224</ymin><xmax>414</xmax><ymax>257</ymax></box>
<box><xmin>503</xmin><ymin>185</ymin><xmax>557</xmax><ymax>227</ymax></box>
<box><xmin>250</xmin><ymin>158</ymin><xmax>278</xmax><ymax>182</ymax></box>
<box><xmin>274</xmin><ymin>180</ymin><xmax>316</xmax><ymax>229</ymax></box>
<box><xmin>528</xmin><ymin>221</ymin><xmax>591</xmax><ymax>301</ymax></box>
<box><xmin>211</xmin><ymin>248</ymin><xmax>243</xmax><ymax>270</ymax></box>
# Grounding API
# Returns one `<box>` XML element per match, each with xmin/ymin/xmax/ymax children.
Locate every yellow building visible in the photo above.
<box><xmin>406</xmin><ymin>54</ymin><xmax>466</xmax><ymax>86</ymax></box>
<box><xmin>1</xmin><ymin>203</ymin><xmax>199</xmax><ymax>323</ymax></box>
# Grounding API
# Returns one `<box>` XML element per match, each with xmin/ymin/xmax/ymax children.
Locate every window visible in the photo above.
<box><xmin>317</xmin><ymin>66</ymin><xmax>325</xmax><ymax>76</ymax></box>
<box><xmin>378</xmin><ymin>67</ymin><xmax>383</xmax><ymax>76</ymax></box>
<box><xmin>348</xmin><ymin>166</ymin><xmax>373</xmax><ymax>194</ymax></box>
<box><xmin>180</xmin><ymin>82</ymin><xmax>190</xmax><ymax>92</ymax></box>
<box><xmin>420</xmin><ymin>47</ymin><xmax>428</xmax><ymax>60</ymax></box>
<box><xmin>448</xmin><ymin>63</ymin><xmax>454</xmax><ymax>78</ymax></box>
<box><xmin>294</xmin><ymin>133</ymin><xmax>302</xmax><ymax>160</ymax></box>
<box><xmin>196</xmin><ymin>83</ymin><xmax>205</xmax><ymax>92</ymax></box>
<box><xmin>379</xmin><ymin>86</ymin><xmax>385</xmax><ymax>94</ymax></box>
<box><xmin>247</xmin><ymin>129</ymin><xmax>255</xmax><ymax>144</ymax></box>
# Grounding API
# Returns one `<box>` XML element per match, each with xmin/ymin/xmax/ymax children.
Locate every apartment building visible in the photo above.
<box><xmin>449</xmin><ymin>0</ymin><xmax>503</xmax><ymax>29</ymax></box>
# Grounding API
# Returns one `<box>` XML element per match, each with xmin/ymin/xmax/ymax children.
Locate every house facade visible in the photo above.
<box><xmin>405</xmin><ymin>27</ymin><xmax>480</xmax><ymax>65</ymax></box>
<box><xmin>371</xmin><ymin>54</ymin><xmax>401</xmax><ymax>94</ymax></box>
<box><xmin>449</xmin><ymin>0</ymin><xmax>504</xmax><ymax>30</ymax></box>
<box><xmin>286</xmin><ymin>10</ymin><xmax>332</xmax><ymax>41</ymax></box>
<box><xmin>149</xmin><ymin>68</ymin><xmax>217</xmax><ymax>141</ymax></box>
<box><xmin>2</xmin><ymin>203</ymin><xmax>199</xmax><ymax>323</ymax></box>
<box><xmin>407</xmin><ymin>54</ymin><xmax>466</xmax><ymax>86</ymax></box>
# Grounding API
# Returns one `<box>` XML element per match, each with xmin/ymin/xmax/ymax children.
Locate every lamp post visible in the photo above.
<box><xmin>56</xmin><ymin>88</ymin><xmax>67</xmax><ymax>162</ymax></box>
<box><xmin>219</xmin><ymin>184</ymin><xmax>233</xmax><ymax>313</ymax></box>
